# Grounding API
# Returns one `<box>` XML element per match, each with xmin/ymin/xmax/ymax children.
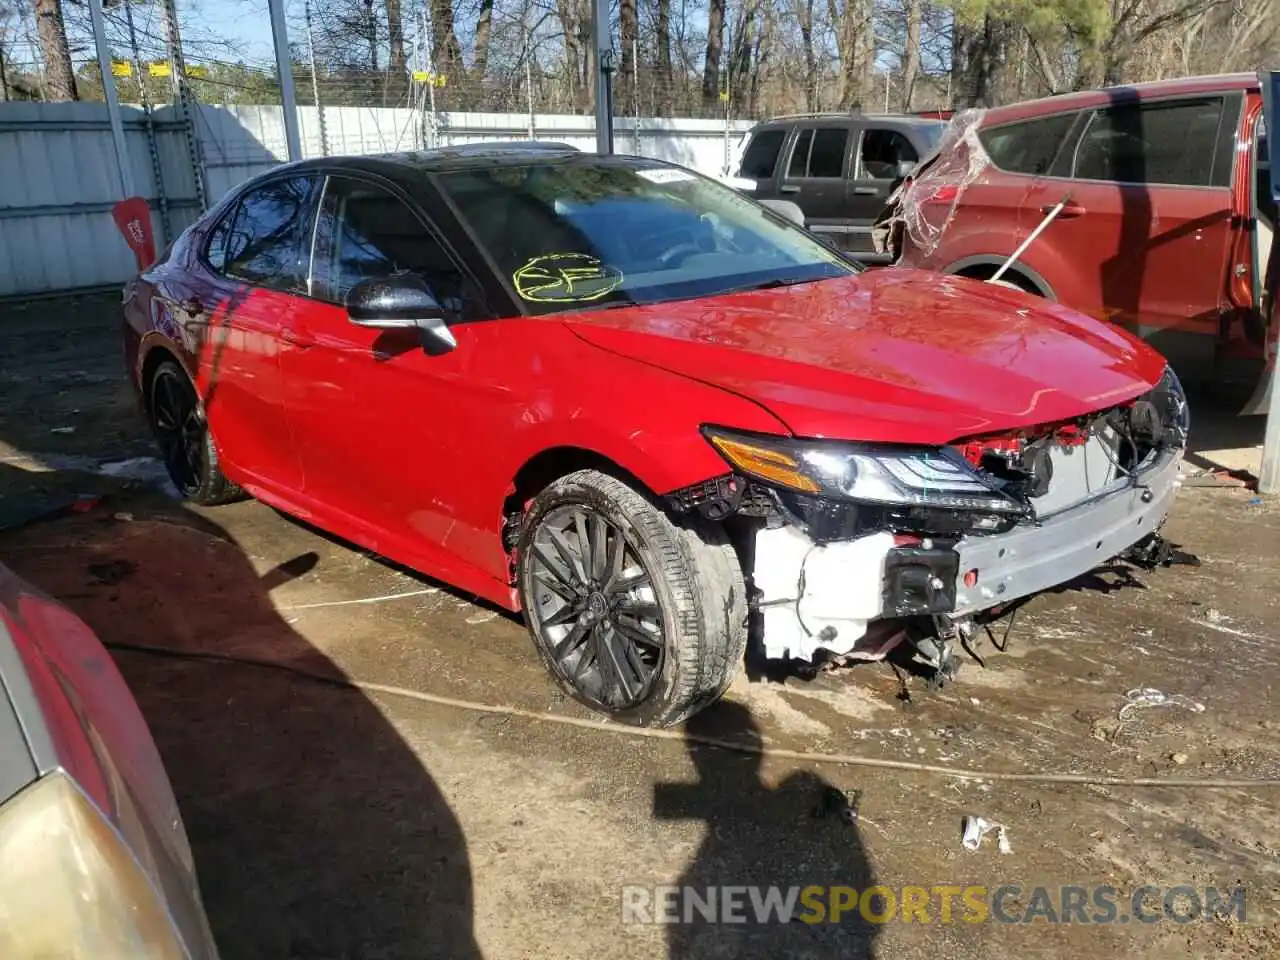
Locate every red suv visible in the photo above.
<box><xmin>123</xmin><ymin>146</ymin><xmax>1188</xmax><ymax>726</ymax></box>
<box><xmin>889</xmin><ymin>73</ymin><xmax>1271</xmax><ymax>367</ymax></box>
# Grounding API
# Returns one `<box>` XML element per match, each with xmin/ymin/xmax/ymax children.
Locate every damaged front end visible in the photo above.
<box><xmin>669</xmin><ymin>367</ymin><xmax>1190</xmax><ymax>679</ymax></box>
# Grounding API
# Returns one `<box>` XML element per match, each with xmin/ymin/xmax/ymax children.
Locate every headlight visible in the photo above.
<box><xmin>703</xmin><ymin>427</ymin><xmax>1028</xmax><ymax>514</ymax></box>
<box><xmin>0</xmin><ymin>773</ymin><xmax>193</xmax><ymax>959</ymax></box>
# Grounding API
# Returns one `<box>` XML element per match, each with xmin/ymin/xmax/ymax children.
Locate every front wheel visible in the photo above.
<box><xmin>516</xmin><ymin>469</ymin><xmax>747</xmax><ymax>727</ymax></box>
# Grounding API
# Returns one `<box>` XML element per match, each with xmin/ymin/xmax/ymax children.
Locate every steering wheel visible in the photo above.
<box><xmin>657</xmin><ymin>242</ymin><xmax>704</xmax><ymax>268</ymax></box>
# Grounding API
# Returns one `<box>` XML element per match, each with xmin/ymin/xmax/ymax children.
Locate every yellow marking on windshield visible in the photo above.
<box><xmin>513</xmin><ymin>253</ymin><xmax>624</xmax><ymax>303</ymax></box>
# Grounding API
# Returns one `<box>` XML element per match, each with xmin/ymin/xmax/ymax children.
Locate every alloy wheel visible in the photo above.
<box><xmin>526</xmin><ymin>505</ymin><xmax>665</xmax><ymax>710</ymax></box>
<box><xmin>150</xmin><ymin>368</ymin><xmax>204</xmax><ymax>496</ymax></box>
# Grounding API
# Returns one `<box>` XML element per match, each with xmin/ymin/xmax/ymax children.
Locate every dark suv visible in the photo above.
<box><xmin>730</xmin><ymin>113</ymin><xmax>947</xmax><ymax>260</ymax></box>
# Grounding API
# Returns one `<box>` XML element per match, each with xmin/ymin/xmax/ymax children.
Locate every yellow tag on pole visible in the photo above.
<box><xmin>111</xmin><ymin>61</ymin><xmax>132</xmax><ymax>77</ymax></box>
<box><xmin>185</xmin><ymin>65</ymin><xmax>207</xmax><ymax>78</ymax></box>
<box><xmin>412</xmin><ymin>70</ymin><xmax>430</xmax><ymax>82</ymax></box>
<box><xmin>149</xmin><ymin>62</ymin><xmax>171</xmax><ymax>77</ymax></box>
<box><xmin>718</xmin><ymin>90</ymin><xmax>729</xmax><ymax>102</ymax></box>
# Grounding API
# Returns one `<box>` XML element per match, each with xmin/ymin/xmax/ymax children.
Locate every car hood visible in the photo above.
<box><xmin>561</xmin><ymin>270</ymin><xmax>1169</xmax><ymax>444</ymax></box>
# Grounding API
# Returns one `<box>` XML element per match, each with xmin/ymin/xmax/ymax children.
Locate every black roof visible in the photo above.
<box><xmin>288</xmin><ymin>141</ymin><xmax>590</xmax><ymax>178</ymax></box>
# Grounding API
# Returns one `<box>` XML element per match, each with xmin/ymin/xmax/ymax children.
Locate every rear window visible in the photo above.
<box><xmin>738</xmin><ymin>129</ymin><xmax>786</xmax><ymax>179</ymax></box>
<box><xmin>1071</xmin><ymin>97</ymin><xmax>1226</xmax><ymax>187</ymax></box>
<box><xmin>979</xmin><ymin>114</ymin><xmax>1076</xmax><ymax>175</ymax></box>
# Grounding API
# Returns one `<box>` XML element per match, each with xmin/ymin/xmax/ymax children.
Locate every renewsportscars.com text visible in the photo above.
<box><xmin>621</xmin><ymin>884</ymin><xmax>1246</xmax><ymax>926</ymax></box>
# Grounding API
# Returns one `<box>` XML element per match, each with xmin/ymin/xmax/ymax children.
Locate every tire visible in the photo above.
<box><xmin>148</xmin><ymin>360</ymin><xmax>244</xmax><ymax>506</ymax></box>
<box><xmin>516</xmin><ymin>469</ymin><xmax>747</xmax><ymax>727</ymax></box>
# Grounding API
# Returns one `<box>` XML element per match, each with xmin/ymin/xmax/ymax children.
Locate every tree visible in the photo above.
<box><xmin>619</xmin><ymin>0</ymin><xmax>637</xmax><ymax>112</ymax></box>
<box><xmin>702</xmin><ymin>0</ymin><xmax>725</xmax><ymax>107</ymax></box>
<box><xmin>32</xmin><ymin>0</ymin><xmax>76</xmax><ymax>99</ymax></box>
<box><xmin>902</xmin><ymin>0</ymin><xmax>921</xmax><ymax>108</ymax></box>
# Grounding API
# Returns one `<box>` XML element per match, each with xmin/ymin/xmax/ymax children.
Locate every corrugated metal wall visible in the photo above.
<box><xmin>0</xmin><ymin>101</ymin><xmax>751</xmax><ymax>299</ymax></box>
<box><xmin>0</xmin><ymin>102</ymin><xmax>202</xmax><ymax>297</ymax></box>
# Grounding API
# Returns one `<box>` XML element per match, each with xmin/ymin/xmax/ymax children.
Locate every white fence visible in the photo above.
<box><xmin>0</xmin><ymin>101</ymin><xmax>752</xmax><ymax>299</ymax></box>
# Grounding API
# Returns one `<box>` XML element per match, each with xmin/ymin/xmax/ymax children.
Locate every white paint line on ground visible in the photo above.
<box><xmin>278</xmin><ymin>587</ymin><xmax>440</xmax><ymax>611</ymax></box>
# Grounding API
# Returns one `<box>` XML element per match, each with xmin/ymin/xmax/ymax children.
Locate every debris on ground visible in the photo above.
<box><xmin>1123</xmin><ymin>533</ymin><xmax>1201</xmax><ymax>569</ymax></box>
<box><xmin>815</xmin><ymin>786</ymin><xmax>861</xmax><ymax>825</ymax></box>
<box><xmin>1170</xmin><ymin>752</ymin><xmax>1190</xmax><ymax>765</ymax></box>
<box><xmin>113</xmin><ymin>511</ymin><xmax>135</xmax><ymax>522</ymax></box>
<box><xmin>961</xmin><ymin>815</ymin><xmax>1012</xmax><ymax>854</ymax></box>
<box><xmin>1117</xmin><ymin>687</ymin><xmax>1206</xmax><ymax>724</ymax></box>
<box><xmin>49</xmin><ymin>426</ymin><xmax>77</xmax><ymax>435</ymax></box>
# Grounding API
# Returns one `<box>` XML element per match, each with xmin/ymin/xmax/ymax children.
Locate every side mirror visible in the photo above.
<box><xmin>896</xmin><ymin>160</ymin><xmax>917</xmax><ymax>179</ymax></box>
<box><xmin>346</xmin><ymin>273</ymin><xmax>457</xmax><ymax>352</ymax></box>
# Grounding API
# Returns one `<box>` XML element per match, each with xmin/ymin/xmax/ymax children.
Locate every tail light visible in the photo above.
<box><xmin>0</xmin><ymin>773</ymin><xmax>192</xmax><ymax>958</ymax></box>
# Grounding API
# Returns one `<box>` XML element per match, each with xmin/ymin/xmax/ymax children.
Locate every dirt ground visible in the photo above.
<box><xmin>2</xmin><ymin>293</ymin><xmax>1279</xmax><ymax>959</ymax></box>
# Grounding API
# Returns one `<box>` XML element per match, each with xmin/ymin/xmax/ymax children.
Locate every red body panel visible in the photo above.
<box><xmin>566</xmin><ymin>271</ymin><xmax>1166</xmax><ymax>443</ymax></box>
<box><xmin>125</xmin><ymin>210</ymin><xmax>1167</xmax><ymax>614</ymax></box>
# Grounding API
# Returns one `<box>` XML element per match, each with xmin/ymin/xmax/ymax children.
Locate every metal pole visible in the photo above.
<box><xmin>125</xmin><ymin>0</ymin><xmax>169</xmax><ymax>243</ymax></box>
<box><xmin>161</xmin><ymin>0</ymin><xmax>207</xmax><ymax>210</ymax></box>
<box><xmin>1258</xmin><ymin>73</ymin><xmax>1280</xmax><ymax>495</ymax></box>
<box><xmin>267</xmin><ymin>0</ymin><xmax>303</xmax><ymax>161</ymax></box>
<box><xmin>421</xmin><ymin>4</ymin><xmax>439</xmax><ymax>148</ymax></box>
<box><xmin>88</xmin><ymin>0</ymin><xmax>135</xmax><ymax>197</ymax></box>
<box><xmin>305</xmin><ymin>0</ymin><xmax>329</xmax><ymax>155</ymax></box>
<box><xmin>590</xmin><ymin>0</ymin><xmax>613</xmax><ymax>153</ymax></box>
<box><xmin>990</xmin><ymin>194</ymin><xmax>1070</xmax><ymax>284</ymax></box>
<box><xmin>0</xmin><ymin>43</ymin><xmax>9</xmax><ymax>101</ymax></box>
<box><xmin>632</xmin><ymin>37</ymin><xmax>640</xmax><ymax>154</ymax></box>
<box><xmin>525</xmin><ymin>28</ymin><xmax>535</xmax><ymax>139</ymax></box>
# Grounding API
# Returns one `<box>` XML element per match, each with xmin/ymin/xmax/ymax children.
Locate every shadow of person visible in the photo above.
<box><xmin>654</xmin><ymin>701</ymin><xmax>878</xmax><ymax>960</ymax></box>
<box><xmin>0</xmin><ymin>488</ymin><xmax>481</xmax><ymax>960</ymax></box>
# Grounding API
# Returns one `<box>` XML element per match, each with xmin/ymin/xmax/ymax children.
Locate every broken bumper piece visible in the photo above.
<box><xmin>753</xmin><ymin>448</ymin><xmax>1182</xmax><ymax>661</ymax></box>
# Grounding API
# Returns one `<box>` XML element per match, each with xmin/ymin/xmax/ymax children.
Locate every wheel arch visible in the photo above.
<box><xmin>501</xmin><ymin>445</ymin><xmax>657</xmax><ymax>548</ymax></box>
<box><xmin>137</xmin><ymin>338</ymin><xmax>192</xmax><ymax>414</ymax></box>
<box><xmin>947</xmin><ymin>255</ymin><xmax>1057</xmax><ymax>299</ymax></box>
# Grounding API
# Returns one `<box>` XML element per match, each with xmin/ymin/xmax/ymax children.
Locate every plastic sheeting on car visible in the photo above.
<box><xmin>872</xmin><ymin>109</ymin><xmax>991</xmax><ymax>261</ymax></box>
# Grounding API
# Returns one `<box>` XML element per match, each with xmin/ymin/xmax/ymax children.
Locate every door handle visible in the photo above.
<box><xmin>780</xmin><ymin>185</ymin><xmax>801</xmax><ymax>194</ymax></box>
<box><xmin>1044</xmin><ymin>203</ymin><xmax>1087</xmax><ymax>218</ymax></box>
<box><xmin>853</xmin><ymin>186</ymin><xmax>881</xmax><ymax>195</ymax></box>
<box><xmin>281</xmin><ymin>328</ymin><xmax>315</xmax><ymax>349</ymax></box>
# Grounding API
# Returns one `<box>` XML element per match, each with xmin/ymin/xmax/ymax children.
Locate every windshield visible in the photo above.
<box><xmin>435</xmin><ymin>157</ymin><xmax>857</xmax><ymax>315</ymax></box>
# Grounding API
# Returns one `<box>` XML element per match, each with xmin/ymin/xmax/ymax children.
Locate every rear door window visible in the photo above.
<box><xmin>787</xmin><ymin>127</ymin><xmax>849</xmax><ymax>178</ymax></box>
<box><xmin>788</xmin><ymin>129</ymin><xmax>814</xmax><ymax>177</ymax></box>
<box><xmin>1071</xmin><ymin>97</ymin><xmax>1227</xmax><ymax>187</ymax></box>
<box><xmin>738</xmin><ymin>129</ymin><xmax>786</xmax><ymax>179</ymax></box>
<box><xmin>858</xmin><ymin>128</ymin><xmax>920</xmax><ymax>179</ymax></box>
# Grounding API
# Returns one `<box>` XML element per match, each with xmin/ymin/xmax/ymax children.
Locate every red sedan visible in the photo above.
<box><xmin>123</xmin><ymin>145</ymin><xmax>1189</xmax><ymax>726</ymax></box>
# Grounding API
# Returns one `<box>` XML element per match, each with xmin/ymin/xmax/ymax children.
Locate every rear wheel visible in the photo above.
<box><xmin>148</xmin><ymin>360</ymin><xmax>243</xmax><ymax>505</ymax></box>
<box><xmin>517</xmin><ymin>469</ymin><xmax>746</xmax><ymax>727</ymax></box>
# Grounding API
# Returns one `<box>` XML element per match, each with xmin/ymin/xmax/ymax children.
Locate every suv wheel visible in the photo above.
<box><xmin>516</xmin><ymin>469</ymin><xmax>747</xmax><ymax>727</ymax></box>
